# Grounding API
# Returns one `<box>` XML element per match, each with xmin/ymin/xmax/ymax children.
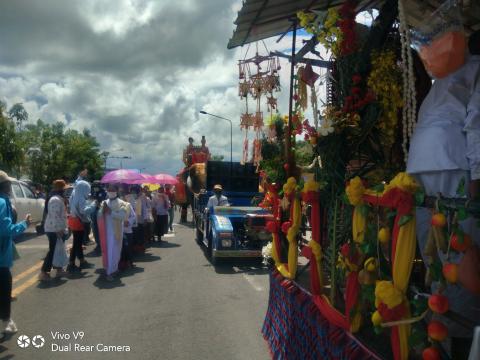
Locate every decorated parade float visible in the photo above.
<box><xmin>228</xmin><ymin>0</ymin><xmax>480</xmax><ymax>359</ymax></box>
<box><xmin>175</xmin><ymin>136</ymin><xmax>211</xmax><ymax>222</ymax></box>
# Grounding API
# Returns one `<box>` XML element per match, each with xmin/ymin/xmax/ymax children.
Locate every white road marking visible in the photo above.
<box><xmin>233</xmin><ymin>266</ymin><xmax>264</xmax><ymax>292</ymax></box>
<box><xmin>16</xmin><ymin>244</ymin><xmax>48</xmax><ymax>249</ymax></box>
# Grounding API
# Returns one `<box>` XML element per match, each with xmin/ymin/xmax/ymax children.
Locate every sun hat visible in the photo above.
<box><xmin>52</xmin><ymin>179</ymin><xmax>67</xmax><ymax>191</ymax></box>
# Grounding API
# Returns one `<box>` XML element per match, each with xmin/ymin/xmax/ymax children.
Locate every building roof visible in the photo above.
<box><xmin>228</xmin><ymin>0</ymin><xmax>480</xmax><ymax>49</ymax></box>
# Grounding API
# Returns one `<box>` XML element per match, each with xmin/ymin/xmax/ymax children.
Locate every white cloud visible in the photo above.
<box><xmin>0</xmin><ymin>0</ymin><xmax>330</xmax><ymax>177</ymax></box>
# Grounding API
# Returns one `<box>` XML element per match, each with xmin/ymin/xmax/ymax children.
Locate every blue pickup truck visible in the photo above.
<box><xmin>193</xmin><ymin>161</ymin><xmax>272</xmax><ymax>264</ymax></box>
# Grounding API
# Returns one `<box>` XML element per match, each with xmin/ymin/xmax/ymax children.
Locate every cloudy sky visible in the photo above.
<box><xmin>0</xmin><ymin>0</ymin><xmax>319</xmax><ymax>176</ymax></box>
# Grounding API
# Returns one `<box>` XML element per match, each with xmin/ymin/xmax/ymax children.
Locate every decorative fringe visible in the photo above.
<box><xmin>262</xmin><ymin>270</ymin><xmax>382</xmax><ymax>360</ymax></box>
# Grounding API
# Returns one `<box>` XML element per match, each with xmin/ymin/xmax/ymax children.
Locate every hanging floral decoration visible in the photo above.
<box><xmin>367</xmin><ymin>50</ymin><xmax>403</xmax><ymax>147</ymax></box>
<box><xmin>337</xmin><ymin>0</ymin><xmax>358</xmax><ymax>56</ymax></box>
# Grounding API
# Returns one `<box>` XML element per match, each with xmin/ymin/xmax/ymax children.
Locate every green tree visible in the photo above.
<box><xmin>21</xmin><ymin>120</ymin><xmax>104</xmax><ymax>187</ymax></box>
<box><xmin>211</xmin><ymin>155</ymin><xmax>224</xmax><ymax>161</ymax></box>
<box><xmin>0</xmin><ymin>102</ymin><xmax>24</xmax><ymax>174</ymax></box>
<box><xmin>8</xmin><ymin>103</ymin><xmax>28</xmax><ymax>130</ymax></box>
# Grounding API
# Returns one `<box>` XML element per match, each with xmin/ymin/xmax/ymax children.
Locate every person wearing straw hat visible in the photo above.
<box><xmin>206</xmin><ymin>184</ymin><xmax>229</xmax><ymax>210</ymax></box>
<box><xmin>39</xmin><ymin>179</ymin><xmax>69</xmax><ymax>281</ymax></box>
<box><xmin>0</xmin><ymin>170</ymin><xmax>31</xmax><ymax>340</ymax></box>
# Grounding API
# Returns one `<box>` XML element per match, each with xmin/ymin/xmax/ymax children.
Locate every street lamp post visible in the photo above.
<box><xmin>106</xmin><ymin>155</ymin><xmax>132</xmax><ymax>169</ymax></box>
<box><xmin>101</xmin><ymin>148</ymin><xmax>125</xmax><ymax>171</ymax></box>
<box><xmin>199</xmin><ymin>110</ymin><xmax>233</xmax><ymax>183</ymax></box>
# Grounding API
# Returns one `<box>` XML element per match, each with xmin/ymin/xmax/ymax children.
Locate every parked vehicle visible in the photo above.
<box><xmin>193</xmin><ymin>161</ymin><xmax>272</xmax><ymax>265</ymax></box>
<box><xmin>9</xmin><ymin>178</ymin><xmax>45</xmax><ymax>228</ymax></box>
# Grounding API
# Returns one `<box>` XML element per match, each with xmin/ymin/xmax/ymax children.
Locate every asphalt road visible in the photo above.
<box><xmin>0</xmin><ymin>213</ymin><xmax>271</xmax><ymax>360</ymax></box>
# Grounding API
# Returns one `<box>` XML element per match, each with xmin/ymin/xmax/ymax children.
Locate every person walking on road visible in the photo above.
<box><xmin>132</xmin><ymin>186</ymin><xmax>147</xmax><ymax>251</ymax></box>
<box><xmin>68</xmin><ymin>180</ymin><xmax>96</xmax><ymax>272</ymax></box>
<box><xmin>143</xmin><ymin>187</ymin><xmax>154</xmax><ymax>243</ymax></box>
<box><xmin>72</xmin><ymin>168</ymin><xmax>93</xmax><ymax>246</ymax></box>
<box><xmin>120</xmin><ymin>198</ymin><xmax>136</xmax><ymax>270</ymax></box>
<box><xmin>75</xmin><ymin>168</ymin><xmax>88</xmax><ymax>184</ymax></box>
<box><xmin>90</xmin><ymin>181</ymin><xmax>106</xmax><ymax>255</ymax></box>
<box><xmin>165</xmin><ymin>185</ymin><xmax>175</xmax><ymax>232</ymax></box>
<box><xmin>98</xmin><ymin>184</ymin><xmax>130</xmax><ymax>281</ymax></box>
<box><xmin>0</xmin><ymin>171</ymin><xmax>31</xmax><ymax>340</ymax></box>
<box><xmin>152</xmin><ymin>186</ymin><xmax>170</xmax><ymax>242</ymax></box>
<box><xmin>39</xmin><ymin>180</ymin><xmax>69</xmax><ymax>281</ymax></box>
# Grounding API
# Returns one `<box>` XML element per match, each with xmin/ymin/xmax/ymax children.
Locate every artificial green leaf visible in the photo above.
<box><xmin>387</xmin><ymin>211</ymin><xmax>397</xmax><ymax>220</ymax></box>
<box><xmin>398</xmin><ymin>214</ymin><xmax>413</xmax><ymax>226</ymax></box>
<box><xmin>439</xmin><ymin>203</ymin><xmax>447</xmax><ymax>213</ymax></box>
<box><xmin>458</xmin><ymin>207</ymin><xmax>468</xmax><ymax>221</ymax></box>
<box><xmin>414</xmin><ymin>190</ymin><xmax>425</xmax><ymax>207</ymax></box>
<box><xmin>411</xmin><ymin>297</ymin><xmax>428</xmax><ymax>316</ymax></box>
<box><xmin>456</xmin><ymin>177</ymin><xmax>466</xmax><ymax>197</ymax></box>
<box><xmin>371</xmin><ymin>183</ymin><xmax>385</xmax><ymax>192</ymax></box>
<box><xmin>363</xmin><ymin>284</ymin><xmax>375</xmax><ymax>304</ymax></box>
<box><xmin>349</xmin><ymin>308</ymin><xmax>356</xmax><ymax>319</ymax></box>
<box><xmin>409</xmin><ymin>326</ymin><xmax>427</xmax><ymax>348</ymax></box>
<box><xmin>358</xmin><ymin>204</ymin><xmax>369</xmax><ymax>217</ymax></box>
<box><xmin>360</xmin><ymin>242</ymin><xmax>369</xmax><ymax>254</ymax></box>
<box><xmin>430</xmin><ymin>259</ymin><xmax>443</xmax><ymax>282</ymax></box>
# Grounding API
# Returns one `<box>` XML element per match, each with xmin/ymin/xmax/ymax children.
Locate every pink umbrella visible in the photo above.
<box><xmin>100</xmin><ymin>169</ymin><xmax>144</xmax><ymax>184</ymax></box>
<box><xmin>151</xmin><ymin>173</ymin><xmax>178</xmax><ymax>185</ymax></box>
<box><xmin>129</xmin><ymin>173</ymin><xmax>156</xmax><ymax>185</ymax></box>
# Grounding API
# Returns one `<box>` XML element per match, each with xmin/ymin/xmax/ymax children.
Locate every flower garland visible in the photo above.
<box><xmin>398</xmin><ymin>0</ymin><xmax>417</xmax><ymax>163</ymax></box>
<box><xmin>324</xmin><ymin>105</ymin><xmax>361</xmax><ymax>131</ymax></box>
<box><xmin>343</xmin><ymin>73</ymin><xmax>375</xmax><ymax>113</ymax></box>
<box><xmin>337</xmin><ymin>0</ymin><xmax>358</xmax><ymax>56</ymax></box>
<box><xmin>302</xmin><ymin>119</ymin><xmax>319</xmax><ymax>144</ymax></box>
<box><xmin>298</xmin><ymin>8</ymin><xmax>342</xmax><ymax>57</ymax></box>
<box><xmin>367</xmin><ymin>50</ymin><xmax>403</xmax><ymax>147</ymax></box>
<box><xmin>297</xmin><ymin>10</ymin><xmax>317</xmax><ymax>35</ymax></box>
<box><xmin>298</xmin><ymin>1</ymin><xmax>357</xmax><ymax>58</ymax></box>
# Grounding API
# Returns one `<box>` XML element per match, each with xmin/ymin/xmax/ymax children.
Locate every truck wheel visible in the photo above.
<box><xmin>207</xmin><ymin>235</ymin><xmax>216</xmax><ymax>265</ymax></box>
<box><xmin>196</xmin><ymin>227</ymin><xmax>203</xmax><ymax>244</ymax></box>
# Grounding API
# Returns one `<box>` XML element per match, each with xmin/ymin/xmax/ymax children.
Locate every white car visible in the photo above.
<box><xmin>9</xmin><ymin>179</ymin><xmax>45</xmax><ymax>226</ymax></box>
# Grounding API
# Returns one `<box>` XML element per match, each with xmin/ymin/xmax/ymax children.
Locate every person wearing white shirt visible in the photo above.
<box><xmin>143</xmin><ymin>188</ymin><xmax>154</xmax><ymax>242</ymax></box>
<box><xmin>407</xmin><ymin>50</ymin><xmax>480</xmax><ymax>356</ymax></box>
<box><xmin>206</xmin><ymin>184</ymin><xmax>229</xmax><ymax>211</ymax></box>
<box><xmin>39</xmin><ymin>180</ymin><xmax>69</xmax><ymax>281</ymax></box>
<box><xmin>152</xmin><ymin>186</ymin><xmax>170</xmax><ymax>241</ymax></box>
<box><xmin>120</xmin><ymin>201</ymin><xmax>136</xmax><ymax>269</ymax></box>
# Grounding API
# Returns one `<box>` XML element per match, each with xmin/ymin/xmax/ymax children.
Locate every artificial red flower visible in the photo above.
<box><xmin>340</xmin><ymin>243</ymin><xmax>350</xmax><ymax>257</ymax></box>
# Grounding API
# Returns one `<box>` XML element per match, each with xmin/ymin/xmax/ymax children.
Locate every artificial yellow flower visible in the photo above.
<box><xmin>384</xmin><ymin>172</ymin><xmax>418</xmax><ymax>194</ymax></box>
<box><xmin>375</xmin><ymin>281</ymin><xmax>403</xmax><ymax>309</ymax></box>
<box><xmin>346</xmin><ymin>176</ymin><xmax>365</xmax><ymax>206</ymax></box>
